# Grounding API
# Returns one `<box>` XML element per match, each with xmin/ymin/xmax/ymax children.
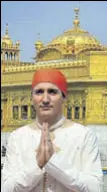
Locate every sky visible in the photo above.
<box><xmin>1</xmin><ymin>1</ymin><xmax>107</xmax><ymax>62</ymax></box>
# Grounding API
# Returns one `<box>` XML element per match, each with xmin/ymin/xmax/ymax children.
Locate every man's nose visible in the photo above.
<box><xmin>42</xmin><ymin>92</ymin><xmax>50</xmax><ymax>102</ymax></box>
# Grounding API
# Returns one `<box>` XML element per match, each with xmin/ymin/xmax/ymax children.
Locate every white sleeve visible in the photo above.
<box><xmin>44</xmin><ymin>129</ymin><xmax>103</xmax><ymax>192</ymax></box>
<box><xmin>1</xmin><ymin>132</ymin><xmax>45</xmax><ymax>192</ymax></box>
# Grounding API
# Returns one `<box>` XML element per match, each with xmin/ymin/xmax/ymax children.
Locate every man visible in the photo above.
<box><xmin>2</xmin><ymin>68</ymin><xmax>103</xmax><ymax>192</ymax></box>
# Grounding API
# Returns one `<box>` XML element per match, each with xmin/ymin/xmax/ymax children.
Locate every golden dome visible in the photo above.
<box><xmin>46</xmin><ymin>8</ymin><xmax>104</xmax><ymax>54</ymax></box>
<box><xmin>48</xmin><ymin>28</ymin><xmax>101</xmax><ymax>48</ymax></box>
<box><xmin>1</xmin><ymin>24</ymin><xmax>13</xmax><ymax>46</ymax></box>
<box><xmin>35</xmin><ymin>8</ymin><xmax>106</xmax><ymax>62</ymax></box>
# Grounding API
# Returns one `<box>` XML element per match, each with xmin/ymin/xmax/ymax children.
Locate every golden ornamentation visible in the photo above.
<box><xmin>1</xmin><ymin>8</ymin><xmax>107</xmax><ymax>132</ymax></box>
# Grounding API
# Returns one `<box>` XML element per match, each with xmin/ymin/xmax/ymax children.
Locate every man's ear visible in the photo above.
<box><xmin>62</xmin><ymin>93</ymin><xmax>67</xmax><ymax>103</ymax></box>
<box><xmin>62</xmin><ymin>92</ymin><xmax>66</xmax><ymax>99</ymax></box>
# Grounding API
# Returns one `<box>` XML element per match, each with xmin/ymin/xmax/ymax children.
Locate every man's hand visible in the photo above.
<box><xmin>44</xmin><ymin>122</ymin><xmax>54</xmax><ymax>164</ymax></box>
<box><xmin>36</xmin><ymin>122</ymin><xmax>54</xmax><ymax>168</ymax></box>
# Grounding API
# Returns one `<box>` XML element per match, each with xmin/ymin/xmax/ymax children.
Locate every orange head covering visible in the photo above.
<box><xmin>32</xmin><ymin>68</ymin><xmax>67</xmax><ymax>96</ymax></box>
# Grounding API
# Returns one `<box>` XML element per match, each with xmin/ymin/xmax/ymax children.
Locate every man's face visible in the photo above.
<box><xmin>32</xmin><ymin>82</ymin><xmax>64</xmax><ymax>120</ymax></box>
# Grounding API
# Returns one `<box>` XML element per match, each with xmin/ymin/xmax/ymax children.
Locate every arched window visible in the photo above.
<box><xmin>31</xmin><ymin>105</ymin><xmax>36</xmax><ymax>119</ymax></box>
<box><xmin>82</xmin><ymin>106</ymin><xmax>86</xmax><ymax>119</ymax></box>
<box><xmin>21</xmin><ymin>105</ymin><xmax>28</xmax><ymax>119</ymax></box>
<box><xmin>74</xmin><ymin>99</ymin><xmax>80</xmax><ymax>119</ymax></box>
<box><xmin>67</xmin><ymin>105</ymin><xmax>72</xmax><ymax>119</ymax></box>
<box><xmin>74</xmin><ymin>106</ymin><xmax>80</xmax><ymax>119</ymax></box>
<box><xmin>82</xmin><ymin>99</ymin><xmax>86</xmax><ymax>119</ymax></box>
<box><xmin>14</xmin><ymin>53</ymin><xmax>16</xmax><ymax>60</ymax></box>
<box><xmin>13</xmin><ymin>106</ymin><xmax>19</xmax><ymax>120</ymax></box>
<box><xmin>10</xmin><ymin>52</ymin><xmax>13</xmax><ymax>60</ymax></box>
<box><xmin>5</xmin><ymin>52</ymin><xmax>8</xmax><ymax>60</ymax></box>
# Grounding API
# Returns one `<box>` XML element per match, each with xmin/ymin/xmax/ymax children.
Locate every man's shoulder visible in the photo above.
<box><xmin>63</xmin><ymin>119</ymin><xmax>85</xmax><ymax>129</ymax></box>
<box><xmin>63</xmin><ymin>119</ymin><xmax>91</xmax><ymax>134</ymax></box>
<box><xmin>10</xmin><ymin>122</ymin><xmax>36</xmax><ymax>138</ymax></box>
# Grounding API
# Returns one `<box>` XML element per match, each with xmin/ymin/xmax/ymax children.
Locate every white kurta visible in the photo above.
<box><xmin>1</xmin><ymin>117</ymin><xmax>103</xmax><ymax>192</ymax></box>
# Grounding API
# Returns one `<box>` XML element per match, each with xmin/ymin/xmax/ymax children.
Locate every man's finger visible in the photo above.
<box><xmin>40</xmin><ymin>123</ymin><xmax>47</xmax><ymax>144</ymax></box>
<box><xmin>43</xmin><ymin>122</ymin><xmax>50</xmax><ymax>141</ymax></box>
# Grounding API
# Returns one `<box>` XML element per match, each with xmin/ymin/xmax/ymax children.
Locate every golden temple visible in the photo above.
<box><xmin>1</xmin><ymin>8</ymin><xmax>107</xmax><ymax>132</ymax></box>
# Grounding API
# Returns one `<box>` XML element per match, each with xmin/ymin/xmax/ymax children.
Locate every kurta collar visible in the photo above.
<box><xmin>36</xmin><ymin>116</ymin><xmax>65</xmax><ymax>131</ymax></box>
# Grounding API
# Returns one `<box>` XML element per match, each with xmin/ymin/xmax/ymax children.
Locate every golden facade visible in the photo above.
<box><xmin>1</xmin><ymin>8</ymin><xmax>107</xmax><ymax>132</ymax></box>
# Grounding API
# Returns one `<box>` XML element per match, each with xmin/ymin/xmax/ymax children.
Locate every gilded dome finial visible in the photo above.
<box><xmin>5</xmin><ymin>23</ymin><xmax>9</xmax><ymax>36</ymax></box>
<box><xmin>73</xmin><ymin>8</ymin><xmax>80</xmax><ymax>29</ymax></box>
<box><xmin>35</xmin><ymin>32</ymin><xmax>43</xmax><ymax>51</ymax></box>
<box><xmin>1</xmin><ymin>23</ymin><xmax>13</xmax><ymax>46</ymax></box>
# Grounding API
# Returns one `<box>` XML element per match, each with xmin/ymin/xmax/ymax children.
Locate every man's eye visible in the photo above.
<box><xmin>34</xmin><ymin>89</ymin><xmax>44</xmax><ymax>94</ymax></box>
<box><xmin>48</xmin><ymin>89</ymin><xmax>58</xmax><ymax>94</ymax></box>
